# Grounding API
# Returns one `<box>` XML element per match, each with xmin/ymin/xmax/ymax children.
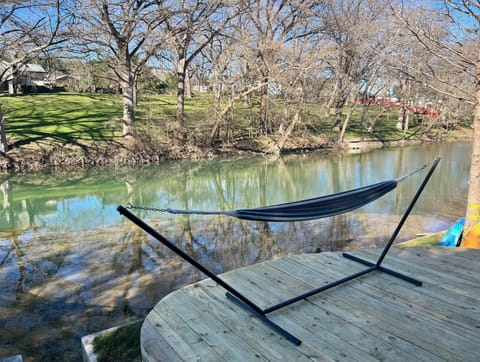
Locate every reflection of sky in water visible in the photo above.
<box><xmin>39</xmin><ymin>196</ymin><xmax>122</xmax><ymax>232</ymax></box>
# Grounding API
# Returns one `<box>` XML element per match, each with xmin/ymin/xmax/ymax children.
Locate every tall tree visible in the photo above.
<box><xmin>76</xmin><ymin>0</ymin><xmax>168</xmax><ymax>139</ymax></box>
<box><xmin>162</xmin><ymin>0</ymin><xmax>235</xmax><ymax>133</ymax></box>
<box><xmin>201</xmin><ymin>34</ymin><xmax>236</xmax><ymax>142</ymax></box>
<box><xmin>0</xmin><ymin>0</ymin><xmax>72</xmax><ymax>153</ymax></box>
<box><xmin>235</xmin><ymin>0</ymin><xmax>315</xmax><ymax>136</ymax></box>
<box><xmin>314</xmin><ymin>0</ymin><xmax>394</xmax><ymax>134</ymax></box>
<box><xmin>392</xmin><ymin>1</ymin><xmax>480</xmax><ymax>236</ymax></box>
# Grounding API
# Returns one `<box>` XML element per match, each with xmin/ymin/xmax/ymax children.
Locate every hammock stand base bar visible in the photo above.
<box><xmin>116</xmin><ymin>157</ymin><xmax>440</xmax><ymax>347</ymax></box>
<box><xmin>342</xmin><ymin>252</ymin><xmax>423</xmax><ymax>286</ymax></box>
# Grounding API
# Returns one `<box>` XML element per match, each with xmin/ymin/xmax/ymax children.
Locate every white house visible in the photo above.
<box><xmin>0</xmin><ymin>60</ymin><xmax>47</xmax><ymax>94</ymax></box>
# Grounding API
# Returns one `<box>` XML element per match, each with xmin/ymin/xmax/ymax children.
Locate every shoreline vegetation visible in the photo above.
<box><xmin>0</xmin><ymin>93</ymin><xmax>473</xmax><ymax>172</ymax></box>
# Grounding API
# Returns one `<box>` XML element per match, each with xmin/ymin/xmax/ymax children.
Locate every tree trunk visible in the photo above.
<box><xmin>464</xmin><ymin>76</ymin><xmax>480</xmax><ymax>236</ymax></box>
<box><xmin>397</xmin><ymin>105</ymin><xmax>406</xmax><ymax>131</ymax></box>
<box><xmin>259</xmin><ymin>84</ymin><xmax>269</xmax><ymax>135</ymax></box>
<box><xmin>185</xmin><ymin>68</ymin><xmax>192</xmax><ymax>98</ymax></box>
<box><xmin>118</xmin><ymin>54</ymin><xmax>136</xmax><ymax>139</ymax></box>
<box><xmin>133</xmin><ymin>73</ymin><xmax>139</xmax><ymax>107</ymax></box>
<box><xmin>0</xmin><ymin>109</ymin><xmax>8</xmax><ymax>153</ymax></box>
<box><xmin>276</xmin><ymin>110</ymin><xmax>300</xmax><ymax>152</ymax></box>
<box><xmin>338</xmin><ymin>103</ymin><xmax>357</xmax><ymax>144</ymax></box>
<box><xmin>210</xmin><ymin>80</ymin><xmax>223</xmax><ymax>142</ymax></box>
<box><xmin>176</xmin><ymin>57</ymin><xmax>186</xmax><ymax>129</ymax></box>
<box><xmin>8</xmin><ymin>80</ymin><xmax>15</xmax><ymax>96</ymax></box>
<box><xmin>324</xmin><ymin>85</ymin><xmax>338</xmax><ymax>117</ymax></box>
<box><xmin>332</xmin><ymin>96</ymin><xmax>346</xmax><ymax>131</ymax></box>
<box><xmin>121</xmin><ymin>79</ymin><xmax>135</xmax><ymax>139</ymax></box>
<box><xmin>396</xmin><ymin>105</ymin><xmax>409</xmax><ymax>133</ymax></box>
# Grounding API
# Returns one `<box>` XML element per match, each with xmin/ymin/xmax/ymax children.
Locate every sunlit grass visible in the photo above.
<box><xmin>396</xmin><ymin>231</ymin><xmax>445</xmax><ymax>247</ymax></box>
<box><xmin>0</xmin><ymin>93</ymin><xmax>123</xmax><ymax>142</ymax></box>
<box><xmin>0</xmin><ymin>92</ymin><xmax>433</xmax><ymax>147</ymax></box>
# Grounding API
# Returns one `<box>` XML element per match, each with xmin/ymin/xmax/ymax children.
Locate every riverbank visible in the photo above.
<box><xmin>0</xmin><ymin>92</ymin><xmax>473</xmax><ymax>172</ymax></box>
<box><xmin>0</xmin><ymin>127</ymin><xmax>472</xmax><ymax>172</ymax></box>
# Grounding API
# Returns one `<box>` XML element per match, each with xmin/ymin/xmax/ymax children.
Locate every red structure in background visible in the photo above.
<box><xmin>358</xmin><ymin>99</ymin><xmax>439</xmax><ymax>118</ymax></box>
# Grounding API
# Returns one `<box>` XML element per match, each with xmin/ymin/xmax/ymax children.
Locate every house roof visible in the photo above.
<box><xmin>25</xmin><ymin>63</ymin><xmax>46</xmax><ymax>73</ymax></box>
<box><xmin>56</xmin><ymin>74</ymin><xmax>79</xmax><ymax>81</ymax></box>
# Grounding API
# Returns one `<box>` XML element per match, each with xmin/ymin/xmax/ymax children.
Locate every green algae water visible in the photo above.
<box><xmin>0</xmin><ymin>142</ymin><xmax>471</xmax><ymax>360</ymax></box>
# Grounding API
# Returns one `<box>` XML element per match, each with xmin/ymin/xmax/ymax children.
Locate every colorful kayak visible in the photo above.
<box><xmin>461</xmin><ymin>221</ymin><xmax>480</xmax><ymax>248</ymax></box>
<box><xmin>439</xmin><ymin>217</ymin><xmax>465</xmax><ymax>247</ymax></box>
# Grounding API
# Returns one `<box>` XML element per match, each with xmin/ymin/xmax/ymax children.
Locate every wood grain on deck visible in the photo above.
<box><xmin>141</xmin><ymin>247</ymin><xmax>480</xmax><ymax>361</ymax></box>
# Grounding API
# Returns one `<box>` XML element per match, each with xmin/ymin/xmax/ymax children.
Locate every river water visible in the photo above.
<box><xmin>0</xmin><ymin>142</ymin><xmax>471</xmax><ymax>361</ymax></box>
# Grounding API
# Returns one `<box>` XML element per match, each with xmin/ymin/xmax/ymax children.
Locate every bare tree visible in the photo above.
<box><xmin>160</xmin><ymin>0</ymin><xmax>237</xmax><ymax>135</ymax></box>
<box><xmin>76</xmin><ymin>0</ymin><xmax>169</xmax><ymax>139</ymax></box>
<box><xmin>314</xmin><ymin>0</ymin><xmax>394</xmax><ymax>136</ymax></box>
<box><xmin>0</xmin><ymin>0</ymin><xmax>72</xmax><ymax>90</ymax></box>
<box><xmin>200</xmin><ymin>34</ymin><xmax>236</xmax><ymax>142</ymax></box>
<box><xmin>392</xmin><ymin>0</ymin><xmax>480</xmax><ymax>236</ymax></box>
<box><xmin>233</xmin><ymin>0</ymin><xmax>315</xmax><ymax>137</ymax></box>
<box><xmin>0</xmin><ymin>0</ymin><xmax>72</xmax><ymax>153</ymax></box>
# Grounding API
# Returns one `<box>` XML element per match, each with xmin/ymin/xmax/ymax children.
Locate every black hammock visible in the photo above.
<box><xmin>127</xmin><ymin>162</ymin><xmax>427</xmax><ymax>222</ymax></box>
<box><xmin>118</xmin><ymin>158</ymin><xmax>440</xmax><ymax>346</ymax></box>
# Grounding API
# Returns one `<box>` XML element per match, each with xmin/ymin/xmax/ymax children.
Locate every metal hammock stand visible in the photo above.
<box><xmin>117</xmin><ymin>157</ymin><xmax>440</xmax><ymax>346</ymax></box>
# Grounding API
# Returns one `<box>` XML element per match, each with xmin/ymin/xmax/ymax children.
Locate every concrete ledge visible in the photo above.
<box><xmin>0</xmin><ymin>356</ymin><xmax>23</xmax><ymax>362</ymax></box>
<box><xmin>81</xmin><ymin>319</ymin><xmax>143</xmax><ymax>362</ymax></box>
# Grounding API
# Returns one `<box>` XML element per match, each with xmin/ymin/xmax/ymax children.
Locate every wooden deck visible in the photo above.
<box><xmin>141</xmin><ymin>247</ymin><xmax>480</xmax><ymax>361</ymax></box>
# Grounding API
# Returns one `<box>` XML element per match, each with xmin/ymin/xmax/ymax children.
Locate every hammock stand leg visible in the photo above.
<box><xmin>117</xmin><ymin>157</ymin><xmax>440</xmax><ymax>347</ymax></box>
<box><xmin>342</xmin><ymin>156</ymin><xmax>441</xmax><ymax>286</ymax></box>
<box><xmin>117</xmin><ymin>205</ymin><xmax>302</xmax><ymax>346</ymax></box>
<box><xmin>262</xmin><ymin>157</ymin><xmax>440</xmax><ymax>316</ymax></box>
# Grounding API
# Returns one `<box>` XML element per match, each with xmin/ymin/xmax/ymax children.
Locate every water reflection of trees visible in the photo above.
<box><xmin>1</xmin><ymin>143</ymin><xmax>471</xmax><ymax>233</ymax></box>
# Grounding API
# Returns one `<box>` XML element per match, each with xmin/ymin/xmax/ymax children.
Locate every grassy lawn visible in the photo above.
<box><xmin>0</xmin><ymin>92</ymin><xmax>455</xmax><ymax>152</ymax></box>
<box><xmin>0</xmin><ymin>93</ymin><xmax>123</xmax><ymax>146</ymax></box>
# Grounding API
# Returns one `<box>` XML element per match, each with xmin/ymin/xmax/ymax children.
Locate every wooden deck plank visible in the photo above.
<box><xmin>310</xmin><ymin>250</ymin><xmax>480</xmax><ymax>307</ymax></box>
<box><xmin>265</xmin><ymin>255</ymin><xmax>455</xmax><ymax>362</ymax></box>
<box><xmin>317</xmin><ymin>250</ymin><xmax>480</xmax><ymax>360</ymax></box>
<box><xmin>300</xmin><ymin>252</ymin><xmax>480</xmax><ymax>329</ymax></box>
<box><xmin>192</xmin><ymin>282</ymin><xmax>330</xmax><ymax>362</ymax></box>
<box><xmin>142</xmin><ymin>247</ymin><xmax>480</xmax><ymax>361</ymax></box>
<box><xmin>354</xmin><ymin>249</ymin><xmax>480</xmax><ymax>300</ymax></box>
<box><xmin>324</xmin><ymin>283</ymin><xmax>480</xmax><ymax>361</ymax></box>
<box><xmin>208</xmin><ymin>263</ymin><xmax>380</xmax><ymax>361</ymax></box>
<box><xmin>237</xmin><ymin>261</ymin><xmax>393</xmax><ymax>361</ymax></box>
<box><xmin>160</xmin><ymin>287</ymin><xmax>269</xmax><ymax>362</ymax></box>
<box><xmin>357</xmin><ymin>248</ymin><xmax>480</xmax><ymax>284</ymax></box>
<box><xmin>301</xmin><ymin>251</ymin><xmax>480</xmax><ymax>338</ymax></box>
<box><xmin>141</xmin><ymin>309</ymin><xmax>204</xmax><ymax>362</ymax></box>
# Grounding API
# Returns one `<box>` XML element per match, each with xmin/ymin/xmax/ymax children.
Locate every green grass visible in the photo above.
<box><xmin>0</xmin><ymin>92</ymin><xmax>454</xmax><ymax>151</ymax></box>
<box><xmin>396</xmin><ymin>231</ymin><xmax>445</xmax><ymax>248</ymax></box>
<box><xmin>93</xmin><ymin>321</ymin><xmax>142</xmax><ymax>362</ymax></box>
<box><xmin>0</xmin><ymin>93</ymin><xmax>123</xmax><ymax>145</ymax></box>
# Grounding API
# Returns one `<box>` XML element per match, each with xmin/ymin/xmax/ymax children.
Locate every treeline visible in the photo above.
<box><xmin>1</xmin><ymin>0</ymin><xmax>478</xmax><ymax>148</ymax></box>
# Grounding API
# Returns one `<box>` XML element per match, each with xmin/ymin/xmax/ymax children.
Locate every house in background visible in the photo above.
<box><xmin>0</xmin><ymin>60</ymin><xmax>47</xmax><ymax>94</ymax></box>
<box><xmin>55</xmin><ymin>74</ymin><xmax>80</xmax><ymax>91</ymax></box>
<box><xmin>18</xmin><ymin>63</ymin><xmax>48</xmax><ymax>86</ymax></box>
